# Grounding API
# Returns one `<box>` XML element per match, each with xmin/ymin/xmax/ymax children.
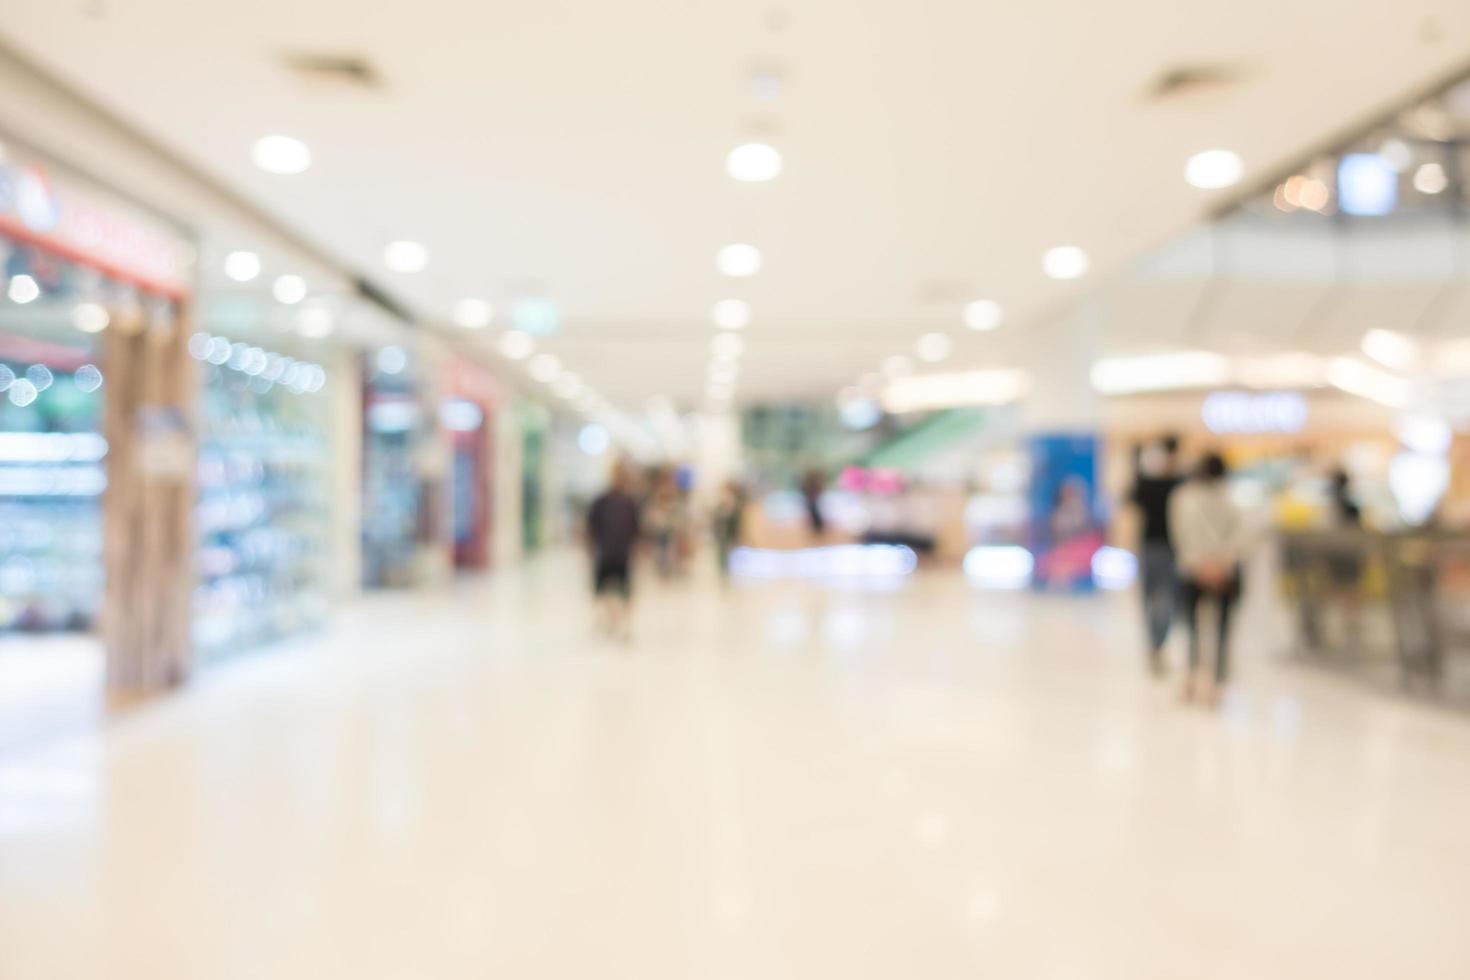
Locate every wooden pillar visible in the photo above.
<box><xmin>101</xmin><ymin>302</ymin><xmax>196</xmax><ymax>692</ymax></box>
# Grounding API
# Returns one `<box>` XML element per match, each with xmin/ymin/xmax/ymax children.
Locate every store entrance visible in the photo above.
<box><xmin>0</xmin><ymin>326</ymin><xmax>105</xmax><ymax>634</ymax></box>
<box><xmin>0</xmin><ymin>239</ymin><xmax>163</xmax><ymax>749</ymax></box>
<box><xmin>445</xmin><ymin>397</ymin><xmax>492</xmax><ymax>571</ymax></box>
<box><xmin>0</xmin><ymin>310</ymin><xmax>107</xmax><ymax>757</ymax></box>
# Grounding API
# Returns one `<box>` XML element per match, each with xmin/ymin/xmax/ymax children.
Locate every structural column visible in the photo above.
<box><xmin>101</xmin><ymin>305</ymin><xmax>196</xmax><ymax>692</ymax></box>
<box><xmin>1020</xmin><ymin>298</ymin><xmax>1106</xmax><ymax>591</ymax></box>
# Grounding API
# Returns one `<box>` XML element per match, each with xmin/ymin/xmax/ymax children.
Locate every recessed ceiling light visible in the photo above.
<box><xmin>1361</xmin><ymin>328</ymin><xmax>1418</xmax><ymax>370</ymax></box>
<box><xmin>453</xmin><ymin>297</ymin><xmax>493</xmax><ymax>329</ymax></box>
<box><xmin>1184</xmin><ymin>149</ymin><xmax>1243</xmax><ymax>189</ymax></box>
<box><xmin>384</xmin><ymin>240</ymin><xmax>429</xmax><ymax>273</ymax></box>
<box><xmin>726</xmin><ymin>142</ymin><xmax>783</xmax><ymax>182</ymax></box>
<box><xmin>1414</xmin><ymin>161</ymin><xmax>1448</xmax><ymax>195</ymax></box>
<box><xmin>553</xmin><ymin>373</ymin><xmax>583</xmax><ymax>399</ymax></box>
<box><xmin>1379</xmin><ymin>138</ymin><xmax>1414</xmax><ymax>173</ymax></box>
<box><xmin>963</xmin><ymin>299</ymin><xmax>1003</xmax><ymax>331</ymax></box>
<box><xmin>296</xmin><ymin>301</ymin><xmax>335</xmax><ymax>339</ymax></box>
<box><xmin>297</xmin><ymin>303</ymin><xmax>334</xmax><ymax>338</ymax></box>
<box><xmin>711</xmin><ymin>298</ymin><xmax>751</xmax><ymax>330</ymax></box>
<box><xmin>7</xmin><ymin>274</ymin><xmax>39</xmax><ymax>304</ymax></box>
<box><xmin>72</xmin><ymin>302</ymin><xmax>110</xmax><ymax>333</ymax></box>
<box><xmin>252</xmin><ymin>134</ymin><xmax>311</xmax><ymax>175</ymax></box>
<box><xmin>882</xmin><ymin>355</ymin><xmax>913</xmax><ymax>379</ymax></box>
<box><xmin>1042</xmin><ymin>245</ymin><xmax>1089</xmax><ymax>280</ymax></box>
<box><xmin>273</xmin><ymin>274</ymin><xmax>307</xmax><ymax>305</ymax></box>
<box><xmin>579</xmin><ymin>423</ymin><xmax>611</xmax><ymax>455</ymax></box>
<box><xmin>916</xmin><ymin>332</ymin><xmax>952</xmax><ymax>363</ymax></box>
<box><xmin>498</xmin><ymin>329</ymin><xmax>534</xmax><ymax>360</ymax></box>
<box><xmin>717</xmin><ymin>243</ymin><xmax>762</xmax><ymax>278</ymax></box>
<box><xmin>528</xmin><ymin>353</ymin><xmax>561</xmax><ymax>383</ymax></box>
<box><xmin>223</xmin><ymin>250</ymin><xmax>261</xmax><ymax>282</ymax></box>
<box><xmin>712</xmin><ymin>332</ymin><xmax>745</xmax><ymax>360</ymax></box>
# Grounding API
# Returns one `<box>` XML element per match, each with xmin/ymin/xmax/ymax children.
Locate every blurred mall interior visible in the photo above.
<box><xmin>2</xmin><ymin>2</ymin><xmax>1470</xmax><ymax>976</ymax></box>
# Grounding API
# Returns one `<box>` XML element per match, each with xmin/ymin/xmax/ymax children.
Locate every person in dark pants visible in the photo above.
<box><xmin>712</xmin><ymin>479</ymin><xmax>746</xmax><ymax>581</ymax></box>
<box><xmin>1129</xmin><ymin>435</ymin><xmax>1184</xmax><ymax>674</ymax></box>
<box><xmin>801</xmin><ymin>470</ymin><xmax>827</xmax><ymax>542</ymax></box>
<box><xmin>587</xmin><ymin>460</ymin><xmax>641</xmax><ymax>641</ymax></box>
<box><xmin>1169</xmin><ymin>452</ymin><xmax>1245</xmax><ymax>706</ymax></box>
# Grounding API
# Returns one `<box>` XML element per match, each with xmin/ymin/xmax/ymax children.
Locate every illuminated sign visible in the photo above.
<box><xmin>0</xmin><ymin>152</ymin><xmax>191</xmax><ymax>297</ymax></box>
<box><xmin>1201</xmin><ymin>390</ymin><xmax>1307</xmax><ymax>434</ymax></box>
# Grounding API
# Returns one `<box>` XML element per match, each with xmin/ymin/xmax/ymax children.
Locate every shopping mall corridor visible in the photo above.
<box><xmin>2</xmin><ymin>554</ymin><xmax>1469</xmax><ymax>979</ymax></box>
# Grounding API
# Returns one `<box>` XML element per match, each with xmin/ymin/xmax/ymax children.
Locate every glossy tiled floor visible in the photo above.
<box><xmin>3</xmin><ymin>554</ymin><xmax>1469</xmax><ymax>978</ymax></box>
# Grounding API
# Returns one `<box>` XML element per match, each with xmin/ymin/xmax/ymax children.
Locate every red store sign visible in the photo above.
<box><xmin>0</xmin><ymin>152</ymin><xmax>192</xmax><ymax>300</ymax></box>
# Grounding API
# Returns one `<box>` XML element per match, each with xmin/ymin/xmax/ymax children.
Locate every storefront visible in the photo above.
<box><xmin>0</xmin><ymin>137</ymin><xmax>196</xmax><ymax>690</ymax></box>
<box><xmin>442</xmin><ymin>356</ymin><xmax>497</xmax><ymax>572</ymax></box>
<box><xmin>362</xmin><ymin>343</ymin><xmax>432</xmax><ymax>587</ymax></box>
<box><xmin>188</xmin><ymin>330</ymin><xmax>332</xmax><ymax>660</ymax></box>
<box><xmin>1102</xmin><ymin>387</ymin><xmax>1406</xmax><ymax>533</ymax></box>
<box><xmin>0</xmin><ymin>332</ymin><xmax>106</xmax><ymax>633</ymax></box>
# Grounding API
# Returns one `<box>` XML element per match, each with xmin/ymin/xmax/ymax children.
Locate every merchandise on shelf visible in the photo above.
<box><xmin>191</xmin><ymin>333</ymin><xmax>331</xmax><ymax>659</ymax></box>
<box><xmin>0</xmin><ymin>357</ymin><xmax>105</xmax><ymax>632</ymax></box>
<box><xmin>0</xmin><ymin>238</ymin><xmax>110</xmax><ymax>634</ymax></box>
<box><xmin>362</xmin><ymin>347</ymin><xmax>431</xmax><ymax>587</ymax></box>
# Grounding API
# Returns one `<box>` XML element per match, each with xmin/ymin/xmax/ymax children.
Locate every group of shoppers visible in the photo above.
<box><xmin>1130</xmin><ymin>436</ymin><xmax>1247</xmax><ymax>705</ymax></box>
<box><xmin>585</xmin><ymin>461</ymin><xmax>748</xmax><ymax>640</ymax></box>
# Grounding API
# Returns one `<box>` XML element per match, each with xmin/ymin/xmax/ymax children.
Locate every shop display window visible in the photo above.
<box><xmin>190</xmin><ymin>332</ymin><xmax>331</xmax><ymax>658</ymax></box>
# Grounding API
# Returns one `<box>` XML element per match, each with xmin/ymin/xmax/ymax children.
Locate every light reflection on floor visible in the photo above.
<box><xmin>0</xmin><ymin>634</ymin><xmax>103</xmax><ymax>762</ymax></box>
<box><xmin>1</xmin><ymin>552</ymin><xmax>1469</xmax><ymax>978</ymax></box>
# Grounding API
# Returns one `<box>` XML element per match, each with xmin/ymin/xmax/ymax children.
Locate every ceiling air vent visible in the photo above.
<box><xmin>1142</xmin><ymin>62</ymin><xmax>1250</xmax><ymax>103</ymax></box>
<box><xmin>916</xmin><ymin>278</ymin><xmax>973</xmax><ymax>305</ymax></box>
<box><xmin>280</xmin><ymin>51</ymin><xmax>383</xmax><ymax>90</ymax></box>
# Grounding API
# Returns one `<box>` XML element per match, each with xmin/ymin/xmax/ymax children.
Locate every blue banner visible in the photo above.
<box><xmin>1027</xmin><ymin>432</ymin><xmax>1103</xmax><ymax>592</ymax></box>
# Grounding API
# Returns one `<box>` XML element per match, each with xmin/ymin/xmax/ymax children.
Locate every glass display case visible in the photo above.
<box><xmin>362</xmin><ymin>346</ymin><xmax>429</xmax><ymax>587</ymax></box>
<box><xmin>0</xmin><ymin>344</ymin><xmax>105</xmax><ymax>632</ymax></box>
<box><xmin>191</xmin><ymin>332</ymin><xmax>331</xmax><ymax>659</ymax></box>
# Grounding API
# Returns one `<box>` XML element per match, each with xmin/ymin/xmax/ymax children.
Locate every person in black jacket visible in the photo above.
<box><xmin>1129</xmin><ymin>435</ymin><xmax>1184</xmax><ymax>674</ymax></box>
<box><xmin>587</xmin><ymin>460</ymin><xmax>641</xmax><ymax>640</ymax></box>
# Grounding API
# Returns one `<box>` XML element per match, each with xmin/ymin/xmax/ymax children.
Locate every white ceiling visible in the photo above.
<box><xmin>1109</xmin><ymin>212</ymin><xmax>1470</xmax><ymax>357</ymax></box>
<box><xmin>3</xmin><ymin>0</ymin><xmax>1469</xmax><ymax>409</ymax></box>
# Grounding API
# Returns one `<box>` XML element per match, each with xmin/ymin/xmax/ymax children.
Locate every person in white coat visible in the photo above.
<box><xmin>1168</xmin><ymin>452</ymin><xmax>1245</xmax><ymax>704</ymax></box>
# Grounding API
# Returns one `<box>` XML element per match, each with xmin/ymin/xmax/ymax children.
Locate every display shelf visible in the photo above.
<box><xmin>193</xmin><ymin>353</ymin><xmax>331</xmax><ymax>660</ymax></box>
<box><xmin>0</xmin><ymin>361</ymin><xmax>105</xmax><ymax>633</ymax></box>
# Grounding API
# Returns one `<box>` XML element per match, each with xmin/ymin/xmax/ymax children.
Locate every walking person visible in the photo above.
<box><xmin>643</xmin><ymin>470</ymin><xmax>686</xmax><ymax>579</ymax></box>
<box><xmin>587</xmin><ymin>460</ymin><xmax>641</xmax><ymax>641</ymax></box>
<box><xmin>1326</xmin><ymin>466</ymin><xmax>1365</xmax><ymax>650</ymax></box>
<box><xmin>801</xmin><ymin>470</ymin><xmax>827</xmax><ymax>544</ymax></box>
<box><xmin>712</xmin><ymin>479</ymin><xmax>746</xmax><ymax>581</ymax></box>
<box><xmin>1129</xmin><ymin>435</ymin><xmax>1184</xmax><ymax>674</ymax></box>
<box><xmin>1169</xmin><ymin>452</ymin><xmax>1246</xmax><ymax>706</ymax></box>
